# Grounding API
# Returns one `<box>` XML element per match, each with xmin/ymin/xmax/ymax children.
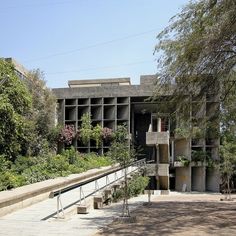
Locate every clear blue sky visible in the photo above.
<box><xmin>1</xmin><ymin>0</ymin><xmax>189</xmax><ymax>88</ymax></box>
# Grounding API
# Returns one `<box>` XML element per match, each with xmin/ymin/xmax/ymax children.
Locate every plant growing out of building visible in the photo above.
<box><xmin>91</xmin><ymin>124</ymin><xmax>103</xmax><ymax>148</ymax></box>
<box><xmin>80</xmin><ymin>113</ymin><xmax>92</xmax><ymax>145</ymax></box>
<box><xmin>174</xmin><ymin>127</ymin><xmax>190</xmax><ymax>139</ymax></box>
<box><xmin>191</xmin><ymin>150</ymin><xmax>208</xmax><ymax>163</ymax></box>
<box><xmin>102</xmin><ymin>127</ymin><xmax>113</xmax><ymax>141</ymax></box>
<box><xmin>176</xmin><ymin>155</ymin><xmax>190</xmax><ymax>167</ymax></box>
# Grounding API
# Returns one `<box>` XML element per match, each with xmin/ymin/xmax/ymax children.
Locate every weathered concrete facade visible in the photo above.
<box><xmin>53</xmin><ymin>75</ymin><xmax>220</xmax><ymax>192</ymax></box>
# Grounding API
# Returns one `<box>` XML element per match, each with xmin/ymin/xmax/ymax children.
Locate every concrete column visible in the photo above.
<box><xmin>171</xmin><ymin>140</ymin><xmax>174</xmax><ymax>164</ymax></box>
<box><xmin>156</xmin><ymin>145</ymin><xmax>160</xmax><ymax>163</ymax></box>
<box><xmin>158</xmin><ymin>118</ymin><xmax>162</xmax><ymax>132</ymax></box>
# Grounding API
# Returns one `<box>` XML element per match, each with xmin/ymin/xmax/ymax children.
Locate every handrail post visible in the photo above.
<box><xmin>56</xmin><ymin>191</ymin><xmax>65</xmax><ymax>219</ymax></box>
<box><xmin>79</xmin><ymin>186</ymin><xmax>86</xmax><ymax>205</ymax></box>
<box><xmin>95</xmin><ymin>179</ymin><xmax>99</xmax><ymax>192</ymax></box>
<box><xmin>57</xmin><ymin>195</ymin><xmax>59</xmax><ymax>218</ymax></box>
<box><xmin>79</xmin><ymin>187</ymin><xmax>82</xmax><ymax>205</ymax></box>
<box><xmin>106</xmin><ymin>175</ymin><xmax>110</xmax><ymax>186</ymax></box>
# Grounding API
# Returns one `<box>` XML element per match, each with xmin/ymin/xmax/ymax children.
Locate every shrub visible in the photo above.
<box><xmin>0</xmin><ymin>155</ymin><xmax>12</xmax><ymax>172</ymax></box>
<box><xmin>128</xmin><ymin>175</ymin><xmax>149</xmax><ymax>197</ymax></box>
<box><xmin>112</xmin><ymin>188</ymin><xmax>124</xmax><ymax>202</ymax></box>
<box><xmin>22</xmin><ymin>164</ymin><xmax>51</xmax><ymax>184</ymax></box>
<box><xmin>58</xmin><ymin>124</ymin><xmax>75</xmax><ymax>145</ymax></box>
<box><xmin>112</xmin><ymin>175</ymin><xmax>149</xmax><ymax>202</ymax></box>
<box><xmin>46</xmin><ymin>154</ymin><xmax>70</xmax><ymax>176</ymax></box>
<box><xmin>0</xmin><ymin>148</ymin><xmax>114</xmax><ymax>191</ymax></box>
<box><xmin>80</xmin><ymin>113</ymin><xmax>92</xmax><ymax>145</ymax></box>
<box><xmin>0</xmin><ymin>171</ymin><xmax>26</xmax><ymax>191</ymax></box>
<box><xmin>102</xmin><ymin>127</ymin><xmax>113</xmax><ymax>140</ymax></box>
<box><xmin>91</xmin><ymin>124</ymin><xmax>103</xmax><ymax>148</ymax></box>
<box><xmin>13</xmin><ymin>156</ymin><xmax>38</xmax><ymax>174</ymax></box>
<box><xmin>61</xmin><ymin>147</ymin><xmax>79</xmax><ymax>164</ymax></box>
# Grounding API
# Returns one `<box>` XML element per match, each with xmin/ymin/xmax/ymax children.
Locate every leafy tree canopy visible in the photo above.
<box><xmin>26</xmin><ymin>69</ymin><xmax>56</xmax><ymax>139</ymax></box>
<box><xmin>0</xmin><ymin>59</ymin><xmax>33</xmax><ymax>159</ymax></box>
<box><xmin>155</xmin><ymin>0</ymin><xmax>236</xmax><ymax>99</ymax></box>
<box><xmin>154</xmin><ymin>0</ymin><xmax>236</xmax><ymax>194</ymax></box>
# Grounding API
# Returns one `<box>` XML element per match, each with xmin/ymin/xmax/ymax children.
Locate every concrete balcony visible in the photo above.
<box><xmin>158</xmin><ymin>164</ymin><xmax>169</xmax><ymax>176</ymax></box>
<box><xmin>190</xmin><ymin>161</ymin><xmax>206</xmax><ymax>167</ymax></box>
<box><xmin>146</xmin><ymin>132</ymin><xmax>169</xmax><ymax>146</ymax></box>
<box><xmin>146</xmin><ymin>164</ymin><xmax>158</xmax><ymax>176</ymax></box>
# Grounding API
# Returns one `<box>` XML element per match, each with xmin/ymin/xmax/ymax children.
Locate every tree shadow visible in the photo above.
<box><xmin>94</xmin><ymin>201</ymin><xmax>236</xmax><ymax>235</ymax></box>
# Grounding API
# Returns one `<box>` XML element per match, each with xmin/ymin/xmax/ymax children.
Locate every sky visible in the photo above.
<box><xmin>1</xmin><ymin>0</ymin><xmax>189</xmax><ymax>88</ymax></box>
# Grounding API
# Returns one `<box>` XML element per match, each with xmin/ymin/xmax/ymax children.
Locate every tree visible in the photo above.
<box><xmin>25</xmin><ymin>69</ymin><xmax>58</xmax><ymax>154</ymax></box>
<box><xmin>154</xmin><ymin>0</ymin><xmax>236</xmax><ymax>119</ymax></box>
<box><xmin>154</xmin><ymin>0</ymin><xmax>236</xmax><ymax>194</ymax></box>
<box><xmin>0</xmin><ymin>59</ymin><xmax>33</xmax><ymax>159</ymax></box>
<box><xmin>108</xmin><ymin>125</ymin><xmax>135</xmax><ymax>217</ymax></box>
<box><xmin>220</xmin><ymin>140</ymin><xmax>236</xmax><ymax>199</ymax></box>
<box><xmin>155</xmin><ymin>0</ymin><xmax>236</xmax><ymax>97</ymax></box>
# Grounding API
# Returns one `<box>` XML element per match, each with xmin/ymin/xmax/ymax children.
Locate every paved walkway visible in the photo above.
<box><xmin>0</xmin><ymin>193</ymin><xmax>147</xmax><ymax>236</ymax></box>
<box><xmin>0</xmin><ymin>166</ymin><xmax>144</xmax><ymax>236</ymax></box>
<box><xmin>96</xmin><ymin>193</ymin><xmax>236</xmax><ymax>236</ymax></box>
<box><xmin>1</xmin><ymin>191</ymin><xmax>234</xmax><ymax>236</ymax></box>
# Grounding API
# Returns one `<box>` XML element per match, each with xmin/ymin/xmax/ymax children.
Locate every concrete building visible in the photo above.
<box><xmin>4</xmin><ymin>57</ymin><xmax>29</xmax><ymax>80</ymax></box>
<box><xmin>52</xmin><ymin>75</ymin><xmax>220</xmax><ymax>192</ymax></box>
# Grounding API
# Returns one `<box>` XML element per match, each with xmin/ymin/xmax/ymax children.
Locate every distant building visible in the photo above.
<box><xmin>4</xmin><ymin>57</ymin><xmax>29</xmax><ymax>80</ymax></box>
<box><xmin>53</xmin><ymin>75</ymin><xmax>220</xmax><ymax>193</ymax></box>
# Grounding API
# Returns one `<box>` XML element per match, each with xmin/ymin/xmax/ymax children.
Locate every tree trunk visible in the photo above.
<box><xmin>227</xmin><ymin>174</ymin><xmax>232</xmax><ymax>200</ymax></box>
<box><xmin>122</xmin><ymin>166</ymin><xmax>130</xmax><ymax>217</ymax></box>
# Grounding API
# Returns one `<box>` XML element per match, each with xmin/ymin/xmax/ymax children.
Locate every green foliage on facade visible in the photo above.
<box><xmin>91</xmin><ymin>124</ymin><xmax>103</xmax><ymax>148</ymax></box>
<box><xmin>176</xmin><ymin>155</ymin><xmax>190</xmax><ymax>167</ymax></box>
<box><xmin>80</xmin><ymin>113</ymin><xmax>93</xmax><ymax>145</ymax></box>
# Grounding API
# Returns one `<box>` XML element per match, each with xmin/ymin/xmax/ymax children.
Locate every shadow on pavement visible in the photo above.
<box><xmin>94</xmin><ymin>201</ymin><xmax>236</xmax><ymax>236</ymax></box>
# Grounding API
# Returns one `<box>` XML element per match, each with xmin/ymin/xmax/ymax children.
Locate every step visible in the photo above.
<box><xmin>112</xmin><ymin>183</ymin><xmax>121</xmax><ymax>189</ymax></box>
<box><xmin>104</xmin><ymin>188</ymin><xmax>113</xmax><ymax>196</ymax></box>
<box><xmin>77</xmin><ymin>204</ymin><xmax>90</xmax><ymax>214</ymax></box>
<box><xmin>160</xmin><ymin>190</ymin><xmax>170</xmax><ymax>195</ymax></box>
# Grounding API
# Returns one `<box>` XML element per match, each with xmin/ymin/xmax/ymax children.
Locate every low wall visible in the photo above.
<box><xmin>0</xmin><ymin>165</ymin><xmax>118</xmax><ymax>217</ymax></box>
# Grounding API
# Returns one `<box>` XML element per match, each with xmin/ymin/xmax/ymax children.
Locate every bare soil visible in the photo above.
<box><xmin>94</xmin><ymin>193</ymin><xmax>236</xmax><ymax>236</ymax></box>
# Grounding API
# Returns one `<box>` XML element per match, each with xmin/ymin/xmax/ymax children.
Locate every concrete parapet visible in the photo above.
<box><xmin>146</xmin><ymin>132</ymin><xmax>169</xmax><ymax>145</ymax></box>
<box><xmin>0</xmin><ymin>165</ymin><xmax>118</xmax><ymax>217</ymax></box>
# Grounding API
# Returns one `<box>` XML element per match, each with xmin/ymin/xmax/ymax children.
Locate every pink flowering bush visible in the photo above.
<box><xmin>102</xmin><ymin>127</ymin><xmax>113</xmax><ymax>140</ymax></box>
<box><xmin>58</xmin><ymin>124</ymin><xmax>75</xmax><ymax>145</ymax></box>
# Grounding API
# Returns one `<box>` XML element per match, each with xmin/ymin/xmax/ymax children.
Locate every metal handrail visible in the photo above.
<box><xmin>49</xmin><ymin>158</ymin><xmax>146</xmax><ymax>198</ymax></box>
<box><xmin>43</xmin><ymin>158</ymin><xmax>146</xmax><ymax>220</ymax></box>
